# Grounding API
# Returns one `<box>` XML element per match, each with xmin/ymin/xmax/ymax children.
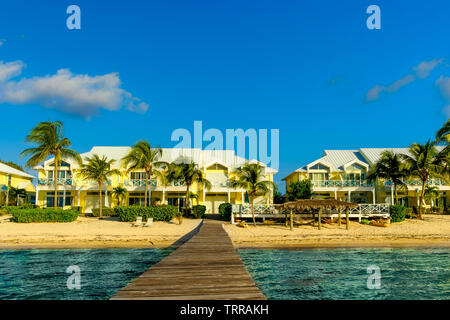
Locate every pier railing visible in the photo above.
<box><xmin>232</xmin><ymin>203</ymin><xmax>390</xmax><ymax>222</ymax></box>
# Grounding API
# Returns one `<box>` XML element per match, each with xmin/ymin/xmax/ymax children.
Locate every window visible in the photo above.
<box><xmin>46</xmin><ymin>192</ymin><xmax>73</xmax><ymax>207</ymax></box>
<box><xmin>207</xmin><ymin>163</ymin><xmax>227</xmax><ymax>171</ymax></box>
<box><xmin>309</xmin><ymin>173</ymin><xmax>329</xmax><ymax>181</ymax></box>
<box><xmin>130</xmin><ymin>172</ymin><xmax>146</xmax><ymax>180</ymax></box>
<box><xmin>7</xmin><ymin>175</ymin><xmax>11</xmax><ymax>186</ymax></box>
<box><xmin>48</xmin><ymin>171</ymin><xmax>72</xmax><ymax>179</ymax></box>
<box><xmin>309</xmin><ymin>163</ymin><xmax>329</xmax><ymax>170</ymax></box>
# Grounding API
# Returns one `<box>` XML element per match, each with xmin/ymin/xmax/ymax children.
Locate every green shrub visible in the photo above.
<box><xmin>390</xmin><ymin>205</ymin><xmax>406</xmax><ymax>222</ymax></box>
<box><xmin>360</xmin><ymin>219</ymin><xmax>370</xmax><ymax>225</ymax></box>
<box><xmin>114</xmin><ymin>205</ymin><xmax>177</xmax><ymax>222</ymax></box>
<box><xmin>218</xmin><ymin>203</ymin><xmax>232</xmax><ymax>221</ymax></box>
<box><xmin>0</xmin><ymin>206</ymin><xmax>8</xmax><ymax>216</ymax></box>
<box><xmin>10</xmin><ymin>208</ymin><xmax>78</xmax><ymax>223</ymax></box>
<box><xmin>90</xmin><ymin>207</ymin><xmax>116</xmax><ymax>217</ymax></box>
<box><xmin>192</xmin><ymin>205</ymin><xmax>206</xmax><ymax>219</ymax></box>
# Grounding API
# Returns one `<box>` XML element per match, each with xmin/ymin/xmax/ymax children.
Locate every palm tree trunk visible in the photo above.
<box><xmin>99</xmin><ymin>181</ymin><xmax>103</xmax><ymax>219</ymax></box>
<box><xmin>144</xmin><ymin>172</ymin><xmax>149</xmax><ymax>206</ymax></box>
<box><xmin>394</xmin><ymin>183</ymin><xmax>398</xmax><ymax>205</ymax></box>
<box><xmin>250</xmin><ymin>196</ymin><xmax>256</xmax><ymax>227</ymax></box>
<box><xmin>53</xmin><ymin>163</ymin><xmax>58</xmax><ymax>209</ymax></box>
<box><xmin>185</xmin><ymin>184</ymin><xmax>191</xmax><ymax>210</ymax></box>
<box><xmin>419</xmin><ymin>180</ymin><xmax>426</xmax><ymax>220</ymax></box>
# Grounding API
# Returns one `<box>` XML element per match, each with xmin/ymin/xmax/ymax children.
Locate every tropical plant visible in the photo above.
<box><xmin>122</xmin><ymin>141</ymin><xmax>165</xmax><ymax>207</ymax></box>
<box><xmin>111</xmin><ymin>186</ymin><xmax>127</xmax><ymax>206</ymax></box>
<box><xmin>400</xmin><ymin>141</ymin><xmax>442</xmax><ymax>219</ymax></box>
<box><xmin>189</xmin><ymin>192</ymin><xmax>199</xmax><ymax>205</ymax></box>
<box><xmin>389</xmin><ymin>205</ymin><xmax>406</xmax><ymax>223</ymax></box>
<box><xmin>78</xmin><ymin>154</ymin><xmax>120</xmax><ymax>219</ymax></box>
<box><xmin>367</xmin><ymin>151</ymin><xmax>407</xmax><ymax>205</ymax></box>
<box><xmin>424</xmin><ymin>185</ymin><xmax>440</xmax><ymax>207</ymax></box>
<box><xmin>272</xmin><ymin>183</ymin><xmax>285</xmax><ymax>204</ymax></box>
<box><xmin>21</xmin><ymin>121</ymin><xmax>81</xmax><ymax>209</ymax></box>
<box><xmin>8</xmin><ymin>186</ymin><xmax>26</xmax><ymax>206</ymax></box>
<box><xmin>228</xmin><ymin>163</ymin><xmax>274</xmax><ymax>226</ymax></box>
<box><xmin>286</xmin><ymin>180</ymin><xmax>312</xmax><ymax>201</ymax></box>
<box><xmin>0</xmin><ymin>160</ymin><xmax>24</xmax><ymax>172</ymax></box>
<box><xmin>167</xmin><ymin>161</ymin><xmax>211</xmax><ymax>212</ymax></box>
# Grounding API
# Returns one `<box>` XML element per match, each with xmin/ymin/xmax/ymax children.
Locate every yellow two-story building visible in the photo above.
<box><xmin>0</xmin><ymin>162</ymin><xmax>36</xmax><ymax>205</ymax></box>
<box><xmin>34</xmin><ymin>147</ymin><xmax>277</xmax><ymax>213</ymax></box>
<box><xmin>283</xmin><ymin>148</ymin><xmax>449</xmax><ymax>209</ymax></box>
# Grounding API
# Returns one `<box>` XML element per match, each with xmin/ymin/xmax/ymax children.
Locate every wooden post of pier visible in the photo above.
<box><xmin>290</xmin><ymin>209</ymin><xmax>293</xmax><ymax>231</ymax></box>
<box><xmin>318</xmin><ymin>209</ymin><xmax>322</xmax><ymax>230</ymax></box>
<box><xmin>346</xmin><ymin>208</ymin><xmax>349</xmax><ymax>230</ymax></box>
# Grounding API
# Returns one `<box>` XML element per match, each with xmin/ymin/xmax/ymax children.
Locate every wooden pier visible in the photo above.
<box><xmin>111</xmin><ymin>220</ymin><xmax>266</xmax><ymax>300</ymax></box>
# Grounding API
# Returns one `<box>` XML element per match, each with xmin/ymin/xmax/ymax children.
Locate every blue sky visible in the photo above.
<box><xmin>0</xmin><ymin>0</ymin><xmax>449</xmax><ymax>191</ymax></box>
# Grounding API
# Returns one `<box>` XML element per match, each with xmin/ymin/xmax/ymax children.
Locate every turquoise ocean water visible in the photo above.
<box><xmin>0</xmin><ymin>248</ymin><xmax>173</xmax><ymax>300</ymax></box>
<box><xmin>239</xmin><ymin>248</ymin><xmax>450</xmax><ymax>300</ymax></box>
<box><xmin>0</xmin><ymin>247</ymin><xmax>448</xmax><ymax>300</ymax></box>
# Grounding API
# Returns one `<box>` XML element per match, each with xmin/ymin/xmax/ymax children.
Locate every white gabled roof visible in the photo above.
<box><xmin>0</xmin><ymin>162</ymin><xmax>35</xmax><ymax>179</ymax></box>
<box><xmin>41</xmin><ymin>147</ymin><xmax>278</xmax><ymax>173</ymax></box>
<box><xmin>284</xmin><ymin>146</ymin><xmax>446</xmax><ymax>181</ymax></box>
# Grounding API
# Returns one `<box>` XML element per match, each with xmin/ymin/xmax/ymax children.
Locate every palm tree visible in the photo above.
<box><xmin>169</xmin><ymin>161</ymin><xmax>211</xmax><ymax>211</ymax></box>
<box><xmin>189</xmin><ymin>192</ymin><xmax>199</xmax><ymax>206</ymax></box>
<box><xmin>111</xmin><ymin>186</ymin><xmax>127</xmax><ymax>206</ymax></box>
<box><xmin>367</xmin><ymin>151</ymin><xmax>407</xmax><ymax>205</ymax></box>
<box><xmin>78</xmin><ymin>154</ymin><xmax>120</xmax><ymax>219</ymax></box>
<box><xmin>435</xmin><ymin>119</ymin><xmax>450</xmax><ymax>145</ymax></box>
<box><xmin>401</xmin><ymin>141</ymin><xmax>442</xmax><ymax>219</ymax></box>
<box><xmin>228</xmin><ymin>163</ymin><xmax>274</xmax><ymax>227</ymax></box>
<box><xmin>21</xmin><ymin>121</ymin><xmax>81</xmax><ymax>209</ymax></box>
<box><xmin>8</xmin><ymin>186</ymin><xmax>26</xmax><ymax>206</ymax></box>
<box><xmin>424</xmin><ymin>185</ymin><xmax>439</xmax><ymax>208</ymax></box>
<box><xmin>122</xmin><ymin>141</ymin><xmax>165</xmax><ymax>207</ymax></box>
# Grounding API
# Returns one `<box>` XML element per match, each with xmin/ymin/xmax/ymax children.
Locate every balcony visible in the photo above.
<box><xmin>384</xmin><ymin>178</ymin><xmax>447</xmax><ymax>187</ymax></box>
<box><xmin>124</xmin><ymin>179</ymin><xmax>157</xmax><ymax>187</ymax></box>
<box><xmin>37</xmin><ymin>178</ymin><xmax>73</xmax><ymax>186</ymax></box>
<box><xmin>311</xmin><ymin>180</ymin><xmax>374</xmax><ymax>188</ymax></box>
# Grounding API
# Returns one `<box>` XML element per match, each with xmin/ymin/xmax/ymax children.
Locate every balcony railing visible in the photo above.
<box><xmin>38</xmin><ymin>178</ymin><xmax>72</xmax><ymax>186</ymax></box>
<box><xmin>311</xmin><ymin>180</ymin><xmax>373</xmax><ymax>188</ymax></box>
<box><xmin>384</xmin><ymin>178</ymin><xmax>447</xmax><ymax>187</ymax></box>
<box><xmin>124</xmin><ymin>179</ymin><xmax>157</xmax><ymax>187</ymax></box>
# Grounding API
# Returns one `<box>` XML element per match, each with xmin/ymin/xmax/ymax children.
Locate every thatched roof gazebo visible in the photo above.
<box><xmin>282</xmin><ymin>199</ymin><xmax>359</xmax><ymax>231</ymax></box>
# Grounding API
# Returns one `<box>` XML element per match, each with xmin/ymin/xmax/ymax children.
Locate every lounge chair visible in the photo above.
<box><xmin>143</xmin><ymin>217</ymin><xmax>153</xmax><ymax>227</ymax></box>
<box><xmin>132</xmin><ymin>216</ymin><xmax>143</xmax><ymax>227</ymax></box>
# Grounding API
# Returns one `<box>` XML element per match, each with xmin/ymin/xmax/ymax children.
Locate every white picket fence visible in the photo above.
<box><xmin>231</xmin><ymin>203</ymin><xmax>390</xmax><ymax>223</ymax></box>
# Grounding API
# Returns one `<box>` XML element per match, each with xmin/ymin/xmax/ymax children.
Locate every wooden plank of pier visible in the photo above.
<box><xmin>111</xmin><ymin>220</ymin><xmax>266</xmax><ymax>300</ymax></box>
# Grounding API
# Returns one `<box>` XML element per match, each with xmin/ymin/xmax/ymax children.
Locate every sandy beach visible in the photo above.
<box><xmin>223</xmin><ymin>214</ymin><xmax>450</xmax><ymax>248</ymax></box>
<box><xmin>1</xmin><ymin>214</ymin><xmax>449</xmax><ymax>249</ymax></box>
<box><xmin>0</xmin><ymin>215</ymin><xmax>202</xmax><ymax>249</ymax></box>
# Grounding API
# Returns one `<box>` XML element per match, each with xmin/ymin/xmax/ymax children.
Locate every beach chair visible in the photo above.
<box><xmin>143</xmin><ymin>217</ymin><xmax>153</xmax><ymax>227</ymax></box>
<box><xmin>132</xmin><ymin>216</ymin><xmax>142</xmax><ymax>227</ymax></box>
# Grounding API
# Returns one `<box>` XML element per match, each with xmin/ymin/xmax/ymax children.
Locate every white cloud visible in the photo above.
<box><xmin>435</xmin><ymin>76</ymin><xmax>450</xmax><ymax>116</ymax></box>
<box><xmin>0</xmin><ymin>39</ymin><xmax>5</xmax><ymax>47</ymax></box>
<box><xmin>413</xmin><ymin>58</ymin><xmax>443</xmax><ymax>79</ymax></box>
<box><xmin>435</xmin><ymin>75</ymin><xmax>450</xmax><ymax>100</ymax></box>
<box><xmin>0</xmin><ymin>60</ymin><xmax>149</xmax><ymax>117</ymax></box>
<box><xmin>365</xmin><ymin>58</ymin><xmax>443</xmax><ymax>102</ymax></box>
<box><xmin>0</xmin><ymin>60</ymin><xmax>25</xmax><ymax>82</ymax></box>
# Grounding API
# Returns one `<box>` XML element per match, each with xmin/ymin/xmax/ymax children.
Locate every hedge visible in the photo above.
<box><xmin>192</xmin><ymin>205</ymin><xmax>206</xmax><ymax>219</ymax></box>
<box><xmin>390</xmin><ymin>205</ymin><xmax>406</xmax><ymax>222</ymax></box>
<box><xmin>218</xmin><ymin>203</ymin><xmax>232</xmax><ymax>221</ymax></box>
<box><xmin>10</xmin><ymin>208</ymin><xmax>79</xmax><ymax>223</ymax></box>
<box><xmin>114</xmin><ymin>205</ymin><xmax>177</xmax><ymax>222</ymax></box>
<box><xmin>90</xmin><ymin>207</ymin><xmax>116</xmax><ymax>217</ymax></box>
